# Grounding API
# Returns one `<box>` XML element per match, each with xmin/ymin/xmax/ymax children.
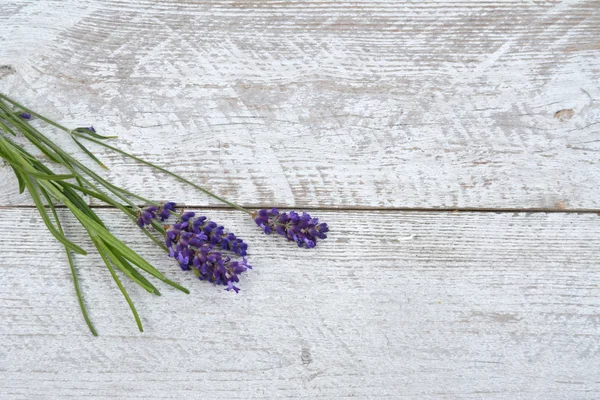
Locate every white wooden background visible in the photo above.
<box><xmin>1</xmin><ymin>0</ymin><xmax>599</xmax><ymax>398</ymax></box>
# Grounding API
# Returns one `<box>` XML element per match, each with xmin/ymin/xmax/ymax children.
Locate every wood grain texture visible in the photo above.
<box><xmin>1</xmin><ymin>208</ymin><xmax>599</xmax><ymax>399</ymax></box>
<box><xmin>1</xmin><ymin>0</ymin><xmax>599</xmax><ymax>209</ymax></box>
<box><xmin>1</xmin><ymin>1</ymin><xmax>600</xmax><ymax>399</ymax></box>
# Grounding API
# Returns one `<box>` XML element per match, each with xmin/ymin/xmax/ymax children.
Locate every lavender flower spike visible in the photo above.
<box><xmin>19</xmin><ymin>112</ymin><xmax>32</xmax><ymax>120</ymax></box>
<box><xmin>165</xmin><ymin>214</ymin><xmax>251</xmax><ymax>292</ymax></box>
<box><xmin>253</xmin><ymin>208</ymin><xmax>329</xmax><ymax>248</ymax></box>
<box><xmin>136</xmin><ymin>205</ymin><xmax>252</xmax><ymax>292</ymax></box>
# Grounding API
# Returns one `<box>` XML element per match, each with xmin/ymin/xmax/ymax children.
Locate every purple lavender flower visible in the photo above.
<box><xmin>192</xmin><ymin>219</ymin><xmax>249</xmax><ymax>256</ymax></box>
<box><xmin>137</xmin><ymin>202</ymin><xmax>176</xmax><ymax>228</ymax></box>
<box><xmin>158</xmin><ymin>201</ymin><xmax>176</xmax><ymax>221</ymax></box>
<box><xmin>253</xmin><ymin>208</ymin><xmax>329</xmax><ymax>248</ymax></box>
<box><xmin>170</xmin><ymin>212</ymin><xmax>248</xmax><ymax>257</ymax></box>
<box><xmin>165</xmin><ymin>219</ymin><xmax>251</xmax><ymax>292</ymax></box>
<box><xmin>165</xmin><ymin>225</ymin><xmax>252</xmax><ymax>293</ymax></box>
<box><xmin>19</xmin><ymin>112</ymin><xmax>32</xmax><ymax>120</ymax></box>
<box><xmin>163</xmin><ymin>212</ymin><xmax>248</xmax><ymax>257</ymax></box>
<box><xmin>136</xmin><ymin>204</ymin><xmax>251</xmax><ymax>291</ymax></box>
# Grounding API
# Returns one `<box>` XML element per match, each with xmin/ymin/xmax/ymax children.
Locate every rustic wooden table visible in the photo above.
<box><xmin>1</xmin><ymin>1</ymin><xmax>599</xmax><ymax>398</ymax></box>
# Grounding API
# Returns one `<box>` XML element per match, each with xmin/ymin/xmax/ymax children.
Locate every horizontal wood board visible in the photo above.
<box><xmin>0</xmin><ymin>208</ymin><xmax>599</xmax><ymax>399</ymax></box>
<box><xmin>1</xmin><ymin>0</ymin><xmax>599</xmax><ymax>209</ymax></box>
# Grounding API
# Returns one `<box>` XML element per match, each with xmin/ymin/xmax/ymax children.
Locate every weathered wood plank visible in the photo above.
<box><xmin>0</xmin><ymin>208</ymin><xmax>598</xmax><ymax>398</ymax></box>
<box><xmin>1</xmin><ymin>0</ymin><xmax>599</xmax><ymax>209</ymax></box>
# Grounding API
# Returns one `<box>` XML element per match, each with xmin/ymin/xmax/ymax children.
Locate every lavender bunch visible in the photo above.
<box><xmin>253</xmin><ymin>208</ymin><xmax>329</xmax><ymax>248</ymax></box>
<box><xmin>137</xmin><ymin>205</ymin><xmax>251</xmax><ymax>293</ymax></box>
<box><xmin>0</xmin><ymin>97</ymin><xmax>195</xmax><ymax>335</ymax></box>
<box><xmin>0</xmin><ymin>92</ymin><xmax>330</xmax><ymax>335</ymax></box>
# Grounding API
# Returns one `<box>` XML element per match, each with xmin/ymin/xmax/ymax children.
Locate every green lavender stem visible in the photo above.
<box><xmin>73</xmin><ymin>133</ymin><xmax>252</xmax><ymax>214</ymax></box>
<box><xmin>0</xmin><ymin>93</ymin><xmax>251</xmax><ymax>214</ymax></box>
<box><xmin>0</xmin><ymin>96</ymin><xmax>191</xmax><ymax>335</ymax></box>
<box><xmin>40</xmin><ymin>186</ymin><xmax>98</xmax><ymax>336</ymax></box>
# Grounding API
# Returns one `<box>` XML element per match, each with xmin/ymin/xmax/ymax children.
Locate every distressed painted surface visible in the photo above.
<box><xmin>1</xmin><ymin>0</ymin><xmax>599</xmax><ymax>209</ymax></box>
<box><xmin>1</xmin><ymin>1</ymin><xmax>600</xmax><ymax>399</ymax></box>
<box><xmin>0</xmin><ymin>209</ymin><xmax>599</xmax><ymax>399</ymax></box>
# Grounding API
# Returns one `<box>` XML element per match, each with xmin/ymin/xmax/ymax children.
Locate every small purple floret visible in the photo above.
<box><xmin>254</xmin><ymin>208</ymin><xmax>329</xmax><ymax>248</ymax></box>
<box><xmin>137</xmin><ymin>202</ymin><xmax>174</xmax><ymax>228</ymax></box>
<box><xmin>19</xmin><ymin>112</ymin><xmax>32</xmax><ymax>120</ymax></box>
<box><xmin>158</xmin><ymin>201</ymin><xmax>176</xmax><ymax>220</ymax></box>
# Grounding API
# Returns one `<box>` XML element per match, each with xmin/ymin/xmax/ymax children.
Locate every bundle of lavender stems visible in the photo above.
<box><xmin>0</xmin><ymin>93</ymin><xmax>329</xmax><ymax>335</ymax></box>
